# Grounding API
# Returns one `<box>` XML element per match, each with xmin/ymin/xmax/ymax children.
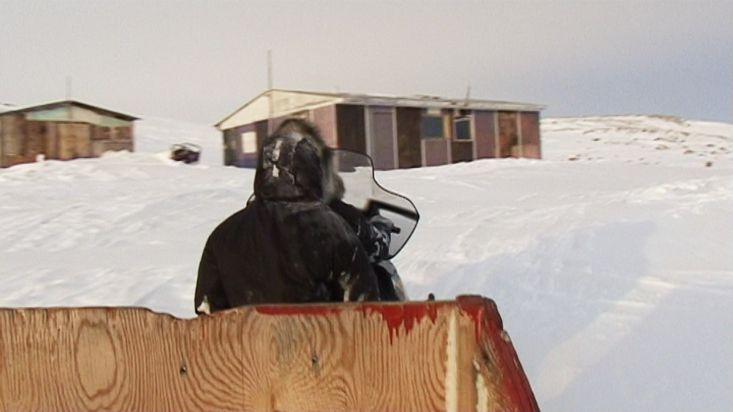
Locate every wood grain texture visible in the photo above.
<box><xmin>0</xmin><ymin>296</ymin><xmax>539</xmax><ymax>412</ymax></box>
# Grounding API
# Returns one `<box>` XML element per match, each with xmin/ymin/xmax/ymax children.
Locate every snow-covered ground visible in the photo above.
<box><xmin>1</xmin><ymin>115</ymin><xmax>731</xmax><ymax>411</ymax></box>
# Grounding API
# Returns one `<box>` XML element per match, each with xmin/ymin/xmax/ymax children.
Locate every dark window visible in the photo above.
<box><xmin>421</xmin><ymin>115</ymin><xmax>444</xmax><ymax>139</ymax></box>
<box><xmin>455</xmin><ymin>118</ymin><xmax>472</xmax><ymax>140</ymax></box>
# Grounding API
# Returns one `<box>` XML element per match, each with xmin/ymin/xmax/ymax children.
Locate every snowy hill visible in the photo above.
<box><xmin>543</xmin><ymin>115</ymin><xmax>732</xmax><ymax>166</ymax></box>
<box><xmin>1</xmin><ymin>115</ymin><xmax>732</xmax><ymax>411</ymax></box>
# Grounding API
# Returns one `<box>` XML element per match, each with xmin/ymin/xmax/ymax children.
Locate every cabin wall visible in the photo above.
<box><xmin>255</xmin><ymin>120</ymin><xmax>268</xmax><ymax>152</ymax></box>
<box><xmin>27</xmin><ymin>120</ymin><xmax>129</xmax><ymax>161</ymax></box>
<box><xmin>451</xmin><ymin>141</ymin><xmax>474</xmax><ymax>163</ymax></box>
<box><xmin>1</xmin><ymin>114</ymin><xmax>28</xmax><ymax>167</ymax></box>
<box><xmin>474</xmin><ymin>110</ymin><xmax>497</xmax><ymax>159</ymax></box>
<box><xmin>420</xmin><ymin>109</ymin><xmax>450</xmax><ymax>168</ymax></box>
<box><xmin>1</xmin><ymin>107</ymin><xmax>133</xmax><ymax>168</ymax></box>
<box><xmin>520</xmin><ymin>112</ymin><xmax>541</xmax><ymax>159</ymax></box>
<box><xmin>335</xmin><ymin>104</ymin><xmax>366</xmax><ymax>154</ymax></box>
<box><xmin>25</xmin><ymin>121</ymin><xmax>54</xmax><ymax>160</ymax></box>
<box><xmin>222</xmin><ymin>123</ymin><xmax>257</xmax><ymax>167</ymax></box>
<box><xmin>497</xmin><ymin>111</ymin><xmax>519</xmax><ymax>158</ymax></box>
<box><xmin>395</xmin><ymin>107</ymin><xmax>422</xmax><ymax>169</ymax></box>
<box><xmin>365</xmin><ymin>106</ymin><xmax>396</xmax><ymax>170</ymax></box>
<box><xmin>311</xmin><ymin>105</ymin><xmax>337</xmax><ymax>147</ymax></box>
<box><xmin>219</xmin><ymin>100</ymin><xmax>542</xmax><ymax>169</ymax></box>
<box><xmin>266</xmin><ymin>115</ymin><xmax>292</xmax><ymax>134</ymax></box>
<box><xmin>422</xmin><ymin>139</ymin><xmax>449</xmax><ymax>166</ymax></box>
<box><xmin>89</xmin><ymin>124</ymin><xmax>134</xmax><ymax>156</ymax></box>
<box><xmin>56</xmin><ymin>123</ymin><xmax>92</xmax><ymax>159</ymax></box>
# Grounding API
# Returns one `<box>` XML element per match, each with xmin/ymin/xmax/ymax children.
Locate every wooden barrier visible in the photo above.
<box><xmin>0</xmin><ymin>295</ymin><xmax>539</xmax><ymax>412</ymax></box>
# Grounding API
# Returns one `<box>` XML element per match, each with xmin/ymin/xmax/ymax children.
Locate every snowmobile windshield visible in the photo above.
<box><xmin>332</xmin><ymin>150</ymin><xmax>419</xmax><ymax>259</ymax></box>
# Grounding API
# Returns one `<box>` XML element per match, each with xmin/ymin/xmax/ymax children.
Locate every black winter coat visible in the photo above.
<box><xmin>194</xmin><ymin>131</ymin><xmax>379</xmax><ymax>314</ymax></box>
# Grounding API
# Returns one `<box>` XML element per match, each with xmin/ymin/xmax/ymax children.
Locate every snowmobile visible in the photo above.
<box><xmin>170</xmin><ymin>142</ymin><xmax>202</xmax><ymax>164</ymax></box>
<box><xmin>331</xmin><ymin>149</ymin><xmax>419</xmax><ymax>301</ymax></box>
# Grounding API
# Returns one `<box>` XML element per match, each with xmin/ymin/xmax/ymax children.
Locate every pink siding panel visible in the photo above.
<box><xmin>368</xmin><ymin>106</ymin><xmax>396</xmax><ymax>170</ymax></box>
<box><xmin>311</xmin><ymin>106</ymin><xmax>337</xmax><ymax>147</ymax></box>
<box><xmin>267</xmin><ymin>116</ymin><xmax>289</xmax><ymax>135</ymax></box>
<box><xmin>520</xmin><ymin>112</ymin><xmax>541</xmax><ymax>159</ymax></box>
<box><xmin>474</xmin><ymin>111</ymin><xmax>496</xmax><ymax>158</ymax></box>
<box><xmin>498</xmin><ymin>112</ymin><xmax>519</xmax><ymax>158</ymax></box>
<box><xmin>423</xmin><ymin>139</ymin><xmax>449</xmax><ymax>166</ymax></box>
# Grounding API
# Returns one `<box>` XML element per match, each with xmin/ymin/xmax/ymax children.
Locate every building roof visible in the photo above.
<box><xmin>216</xmin><ymin>88</ymin><xmax>545</xmax><ymax>130</ymax></box>
<box><xmin>0</xmin><ymin>100</ymin><xmax>139</xmax><ymax>121</ymax></box>
<box><xmin>0</xmin><ymin>103</ymin><xmax>17</xmax><ymax>113</ymax></box>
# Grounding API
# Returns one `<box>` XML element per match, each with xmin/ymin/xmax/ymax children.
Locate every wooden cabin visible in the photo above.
<box><xmin>0</xmin><ymin>101</ymin><xmax>138</xmax><ymax>168</ymax></box>
<box><xmin>215</xmin><ymin>89</ymin><xmax>544</xmax><ymax>169</ymax></box>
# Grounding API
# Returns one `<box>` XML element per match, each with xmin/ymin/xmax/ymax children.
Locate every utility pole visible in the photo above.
<box><xmin>267</xmin><ymin>50</ymin><xmax>274</xmax><ymax>127</ymax></box>
<box><xmin>65</xmin><ymin>75</ymin><xmax>73</xmax><ymax>120</ymax></box>
<box><xmin>267</xmin><ymin>50</ymin><xmax>273</xmax><ymax>91</ymax></box>
<box><xmin>65</xmin><ymin>76</ymin><xmax>72</xmax><ymax>100</ymax></box>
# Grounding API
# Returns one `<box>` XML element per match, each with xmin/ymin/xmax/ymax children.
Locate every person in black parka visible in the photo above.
<box><xmin>194</xmin><ymin>119</ymin><xmax>379</xmax><ymax>314</ymax></box>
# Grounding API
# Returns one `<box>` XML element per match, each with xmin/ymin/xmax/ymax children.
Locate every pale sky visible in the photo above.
<box><xmin>1</xmin><ymin>0</ymin><xmax>732</xmax><ymax>124</ymax></box>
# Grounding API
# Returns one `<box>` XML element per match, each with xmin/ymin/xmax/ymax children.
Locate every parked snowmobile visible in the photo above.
<box><xmin>331</xmin><ymin>149</ymin><xmax>419</xmax><ymax>300</ymax></box>
<box><xmin>170</xmin><ymin>142</ymin><xmax>202</xmax><ymax>164</ymax></box>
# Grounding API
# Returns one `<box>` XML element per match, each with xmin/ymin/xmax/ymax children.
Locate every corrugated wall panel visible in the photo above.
<box><xmin>423</xmin><ymin>139</ymin><xmax>449</xmax><ymax>166</ymax></box>
<box><xmin>520</xmin><ymin>112</ymin><xmax>541</xmax><ymax>159</ymax></box>
<box><xmin>367</xmin><ymin>106</ymin><xmax>396</xmax><ymax>170</ymax></box>
<box><xmin>474</xmin><ymin>111</ymin><xmax>496</xmax><ymax>158</ymax></box>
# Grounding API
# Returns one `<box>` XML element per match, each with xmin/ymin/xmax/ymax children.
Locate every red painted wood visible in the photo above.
<box><xmin>457</xmin><ymin>295</ymin><xmax>541</xmax><ymax>411</ymax></box>
<box><xmin>247</xmin><ymin>295</ymin><xmax>540</xmax><ymax>411</ymax></box>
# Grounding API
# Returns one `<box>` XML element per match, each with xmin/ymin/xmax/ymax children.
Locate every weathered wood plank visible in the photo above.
<box><xmin>0</xmin><ymin>296</ymin><xmax>538</xmax><ymax>412</ymax></box>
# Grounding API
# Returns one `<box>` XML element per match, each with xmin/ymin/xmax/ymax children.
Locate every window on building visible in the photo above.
<box><xmin>241</xmin><ymin>131</ymin><xmax>257</xmax><ymax>153</ymax></box>
<box><xmin>421</xmin><ymin>113</ymin><xmax>444</xmax><ymax>139</ymax></box>
<box><xmin>454</xmin><ymin>115</ymin><xmax>472</xmax><ymax>140</ymax></box>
